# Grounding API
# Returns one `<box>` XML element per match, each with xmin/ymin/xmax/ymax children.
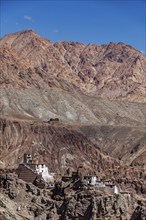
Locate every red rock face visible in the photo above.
<box><xmin>0</xmin><ymin>118</ymin><xmax>120</xmax><ymax>177</ymax></box>
<box><xmin>0</xmin><ymin>30</ymin><xmax>146</xmax><ymax>102</ymax></box>
<box><xmin>0</xmin><ymin>30</ymin><xmax>146</xmax><ymax>178</ymax></box>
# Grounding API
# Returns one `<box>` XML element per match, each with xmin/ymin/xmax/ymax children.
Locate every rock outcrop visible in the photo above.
<box><xmin>0</xmin><ymin>30</ymin><xmax>146</xmax><ymax>169</ymax></box>
<box><xmin>0</xmin><ymin>118</ymin><xmax>120</xmax><ymax>176</ymax></box>
<box><xmin>1</xmin><ymin>173</ymin><xmax>146</xmax><ymax>220</ymax></box>
<box><xmin>0</xmin><ymin>30</ymin><xmax>146</xmax><ymax>102</ymax></box>
<box><xmin>0</xmin><ymin>30</ymin><xmax>146</xmax><ymax>219</ymax></box>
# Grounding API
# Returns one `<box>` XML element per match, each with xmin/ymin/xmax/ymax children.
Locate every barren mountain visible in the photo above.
<box><xmin>0</xmin><ymin>118</ymin><xmax>121</xmax><ymax>178</ymax></box>
<box><xmin>0</xmin><ymin>30</ymin><xmax>146</xmax><ymax>173</ymax></box>
<box><xmin>0</xmin><ymin>29</ymin><xmax>146</xmax><ymax>101</ymax></box>
<box><xmin>1</xmin><ymin>173</ymin><xmax>146</xmax><ymax>220</ymax></box>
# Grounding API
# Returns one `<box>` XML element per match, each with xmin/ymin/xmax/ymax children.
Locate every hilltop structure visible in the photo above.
<box><xmin>62</xmin><ymin>169</ymin><xmax>119</xmax><ymax>195</ymax></box>
<box><xmin>16</xmin><ymin>154</ymin><xmax>54</xmax><ymax>187</ymax></box>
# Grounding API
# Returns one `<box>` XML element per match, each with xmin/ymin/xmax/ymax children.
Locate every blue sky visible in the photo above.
<box><xmin>0</xmin><ymin>0</ymin><xmax>145</xmax><ymax>54</ymax></box>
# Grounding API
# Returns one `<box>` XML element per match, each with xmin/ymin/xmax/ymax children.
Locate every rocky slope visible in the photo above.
<box><xmin>0</xmin><ymin>29</ymin><xmax>146</xmax><ymax>102</ymax></box>
<box><xmin>0</xmin><ymin>173</ymin><xmax>146</xmax><ymax>220</ymax></box>
<box><xmin>0</xmin><ymin>88</ymin><xmax>146</xmax><ymax>169</ymax></box>
<box><xmin>0</xmin><ymin>30</ymin><xmax>146</xmax><ymax>175</ymax></box>
<box><xmin>0</xmin><ymin>118</ymin><xmax>120</xmax><ymax>177</ymax></box>
<box><xmin>0</xmin><ymin>29</ymin><xmax>146</xmax><ymax>219</ymax></box>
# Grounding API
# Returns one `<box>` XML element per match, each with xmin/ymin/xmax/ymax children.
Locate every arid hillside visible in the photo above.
<box><xmin>1</xmin><ymin>173</ymin><xmax>146</xmax><ymax>220</ymax></box>
<box><xmin>0</xmin><ymin>30</ymin><xmax>146</xmax><ymax>173</ymax></box>
<box><xmin>0</xmin><ymin>118</ymin><xmax>122</xmax><ymax>179</ymax></box>
<box><xmin>0</xmin><ymin>173</ymin><xmax>146</xmax><ymax>220</ymax></box>
<box><xmin>0</xmin><ymin>29</ymin><xmax>146</xmax><ymax>102</ymax></box>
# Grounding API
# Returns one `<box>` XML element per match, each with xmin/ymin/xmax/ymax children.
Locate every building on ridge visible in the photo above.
<box><xmin>16</xmin><ymin>154</ymin><xmax>54</xmax><ymax>188</ymax></box>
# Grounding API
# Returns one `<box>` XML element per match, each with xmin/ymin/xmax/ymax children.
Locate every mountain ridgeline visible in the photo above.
<box><xmin>0</xmin><ymin>30</ymin><xmax>146</xmax><ymax>174</ymax></box>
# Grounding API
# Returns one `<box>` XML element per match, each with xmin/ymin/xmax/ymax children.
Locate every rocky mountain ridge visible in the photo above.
<box><xmin>1</xmin><ymin>173</ymin><xmax>146</xmax><ymax>220</ymax></box>
<box><xmin>1</xmin><ymin>29</ymin><xmax>146</xmax><ymax>102</ymax></box>
<box><xmin>0</xmin><ymin>29</ymin><xmax>146</xmax><ymax>219</ymax></box>
<box><xmin>0</xmin><ymin>30</ymin><xmax>146</xmax><ymax>176</ymax></box>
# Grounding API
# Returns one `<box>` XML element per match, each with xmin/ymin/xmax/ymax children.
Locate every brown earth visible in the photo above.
<box><xmin>0</xmin><ymin>29</ymin><xmax>146</xmax><ymax>219</ymax></box>
<box><xmin>0</xmin><ymin>118</ymin><xmax>120</xmax><ymax>177</ymax></box>
<box><xmin>0</xmin><ymin>29</ymin><xmax>146</xmax><ymax>102</ymax></box>
<box><xmin>0</xmin><ymin>173</ymin><xmax>146</xmax><ymax>220</ymax></box>
<box><xmin>0</xmin><ymin>30</ymin><xmax>146</xmax><ymax>179</ymax></box>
